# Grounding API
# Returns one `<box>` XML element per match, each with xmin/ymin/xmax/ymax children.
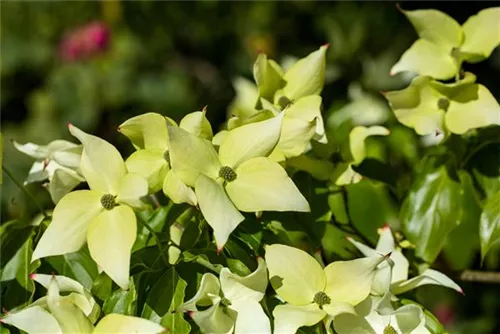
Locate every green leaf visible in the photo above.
<box><xmin>133</xmin><ymin>206</ymin><xmax>169</xmax><ymax>252</ymax></box>
<box><xmin>467</xmin><ymin>141</ymin><xmax>500</xmax><ymax>199</ymax></box>
<box><xmin>443</xmin><ymin>171</ymin><xmax>482</xmax><ymax>270</ymax></box>
<box><xmin>45</xmin><ymin>247</ymin><xmax>98</xmax><ymax>291</ymax></box>
<box><xmin>102</xmin><ymin>278</ymin><xmax>137</xmax><ymax>316</ymax></box>
<box><xmin>91</xmin><ymin>272</ymin><xmax>113</xmax><ymax>302</ymax></box>
<box><xmin>479</xmin><ymin>192</ymin><xmax>500</xmax><ymax>262</ymax></box>
<box><xmin>0</xmin><ymin>229</ymin><xmax>38</xmax><ymax>302</ymax></box>
<box><xmin>146</xmin><ymin>267</ymin><xmax>191</xmax><ymax>334</ymax></box>
<box><xmin>347</xmin><ymin>180</ymin><xmax>399</xmax><ymax>245</ymax></box>
<box><xmin>1</xmin><ymin>219</ymin><xmax>35</xmax><ymax>270</ymax></box>
<box><xmin>401</xmin><ymin>158</ymin><xmax>462</xmax><ymax>263</ymax></box>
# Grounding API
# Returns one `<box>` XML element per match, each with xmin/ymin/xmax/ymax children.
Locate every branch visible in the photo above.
<box><xmin>137</xmin><ymin>218</ymin><xmax>170</xmax><ymax>266</ymax></box>
<box><xmin>2</xmin><ymin>164</ymin><xmax>49</xmax><ymax>219</ymax></box>
<box><xmin>459</xmin><ymin>270</ymin><xmax>500</xmax><ymax>284</ymax></box>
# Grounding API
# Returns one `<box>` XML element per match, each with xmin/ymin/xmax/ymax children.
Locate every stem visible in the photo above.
<box><xmin>459</xmin><ymin>270</ymin><xmax>500</xmax><ymax>284</ymax></box>
<box><xmin>193</xmin><ymin>255</ymin><xmax>221</xmax><ymax>274</ymax></box>
<box><xmin>150</xmin><ymin>194</ymin><xmax>161</xmax><ymax>209</ymax></box>
<box><xmin>137</xmin><ymin>218</ymin><xmax>170</xmax><ymax>266</ymax></box>
<box><xmin>461</xmin><ymin>139</ymin><xmax>500</xmax><ymax>168</ymax></box>
<box><xmin>2</xmin><ymin>164</ymin><xmax>49</xmax><ymax>219</ymax></box>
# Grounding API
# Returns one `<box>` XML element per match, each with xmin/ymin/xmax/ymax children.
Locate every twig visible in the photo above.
<box><xmin>459</xmin><ymin>270</ymin><xmax>500</xmax><ymax>284</ymax></box>
<box><xmin>137</xmin><ymin>218</ymin><xmax>170</xmax><ymax>266</ymax></box>
<box><xmin>2</xmin><ymin>164</ymin><xmax>49</xmax><ymax>219</ymax></box>
<box><xmin>193</xmin><ymin>255</ymin><xmax>221</xmax><ymax>274</ymax></box>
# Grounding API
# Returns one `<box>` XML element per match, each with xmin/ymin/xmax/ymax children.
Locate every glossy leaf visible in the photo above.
<box><xmin>401</xmin><ymin>161</ymin><xmax>462</xmax><ymax>263</ymax></box>
<box><xmin>479</xmin><ymin>192</ymin><xmax>500</xmax><ymax>261</ymax></box>
<box><xmin>102</xmin><ymin>278</ymin><xmax>137</xmax><ymax>315</ymax></box>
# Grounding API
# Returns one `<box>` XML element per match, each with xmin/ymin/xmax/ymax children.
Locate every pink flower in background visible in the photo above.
<box><xmin>59</xmin><ymin>21</ymin><xmax>110</xmax><ymax>62</ymax></box>
<box><xmin>433</xmin><ymin>303</ymin><xmax>456</xmax><ymax>328</ymax></box>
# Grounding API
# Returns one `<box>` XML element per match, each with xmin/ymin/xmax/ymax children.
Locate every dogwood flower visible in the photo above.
<box><xmin>1</xmin><ymin>276</ymin><xmax>166</xmax><ymax>334</ymax></box>
<box><xmin>391</xmin><ymin>7</ymin><xmax>500</xmax><ymax>80</ymax></box>
<box><xmin>347</xmin><ymin>225</ymin><xmax>463</xmax><ymax>296</ymax></box>
<box><xmin>333</xmin><ymin>295</ymin><xmax>430</xmax><ymax>334</ymax></box>
<box><xmin>179</xmin><ymin>258</ymin><xmax>270</xmax><ymax>334</ymax></box>
<box><xmin>331</xmin><ymin>125</ymin><xmax>390</xmax><ymax>186</ymax></box>
<box><xmin>227</xmin><ymin>46</ymin><xmax>329</xmax><ymax>162</ymax></box>
<box><xmin>265</xmin><ymin>244</ymin><xmax>390</xmax><ymax>333</ymax></box>
<box><xmin>118</xmin><ymin>111</ymin><xmax>212</xmax><ymax>205</ymax></box>
<box><xmin>384</xmin><ymin>72</ymin><xmax>500</xmax><ymax>136</ymax></box>
<box><xmin>31</xmin><ymin>124</ymin><xmax>148</xmax><ymax>290</ymax></box>
<box><xmin>1</xmin><ymin>274</ymin><xmax>99</xmax><ymax>333</ymax></box>
<box><xmin>13</xmin><ymin>139</ymin><xmax>84</xmax><ymax>203</ymax></box>
<box><xmin>168</xmin><ymin>114</ymin><xmax>310</xmax><ymax>249</ymax></box>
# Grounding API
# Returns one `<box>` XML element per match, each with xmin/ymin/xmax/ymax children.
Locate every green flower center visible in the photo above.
<box><xmin>100</xmin><ymin>194</ymin><xmax>116</xmax><ymax>210</ymax></box>
<box><xmin>437</xmin><ymin>98</ymin><xmax>450</xmax><ymax>112</ymax></box>
<box><xmin>383</xmin><ymin>325</ymin><xmax>398</xmax><ymax>334</ymax></box>
<box><xmin>219</xmin><ymin>166</ymin><xmax>237</xmax><ymax>182</ymax></box>
<box><xmin>163</xmin><ymin>150</ymin><xmax>171</xmax><ymax>167</ymax></box>
<box><xmin>313</xmin><ymin>291</ymin><xmax>331</xmax><ymax>307</ymax></box>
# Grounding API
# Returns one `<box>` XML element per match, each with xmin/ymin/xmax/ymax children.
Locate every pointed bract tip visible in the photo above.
<box><xmin>202</xmin><ymin>105</ymin><xmax>208</xmax><ymax>113</ymax></box>
<box><xmin>187</xmin><ymin>311</ymin><xmax>195</xmax><ymax>318</ymax></box>
<box><xmin>396</xmin><ymin>3</ymin><xmax>402</xmax><ymax>11</ymax></box>
<box><xmin>322</xmin><ymin>43</ymin><xmax>330</xmax><ymax>49</ymax></box>
<box><xmin>116</xmin><ymin>126</ymin><xmax>121</xmax><ymax>132</ymax></box>
<box><xmin>458</xmin><ymin>287</ymin><xmax>465</xmax><ymax>295</ymax></box>
<box><xmin>29</xmin><ymin>273</ymin><xmax>37</xmax><ymax>280</ymax></box>
<box><xmin>345</xmin><ymin>235</ymin><xmax>353</xmax><ymax>241</ymax></box>
<box><xmin>379</xmin><ymin>91</ymin><xmax>387</xmax><ymax>96</ymax></box>
<box><xmin>67</xmin><ymin>122</ymin><xmax>73</xmax><ymax>129</ymax></box>
<box><xmin>2</xmin><ymin>307</ymin><xmax>9</xmax><ymax>315</ymax></box>
<box><xmin>389</xmin><ymin>70</ymin><xmax>396</xmax><ymax>77</ymax></box>
<box><xmin>383</xmin><ymin>252</ymin><xmax>392</xmax><ymax>259</ymax></box>
<box><xmin>382</xmin><ymin>224</ymin><xmax>390</xmax><ymax>230</ymax></box>
<box><xmin>216</xmin><ymin>246</ymin><xmax>224</xmax><ymax>255</ymax></box>
<box><xmin>163</xmin><ymin>326</ymin><xmax>170</xmax><ymax>333</ymax></box>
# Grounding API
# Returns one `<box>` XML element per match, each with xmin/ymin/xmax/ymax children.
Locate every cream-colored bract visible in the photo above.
<box><xmin>347</xmin><ymin>226</ymin><xmax>463</xmax><ymax>296</ymax></box>
<box><xmin>391</xmin><ymin>7</ymin><xmax>500</xmax><ymax>80</ymax></box>
<box><xmin>13</xmin><ymin>139</ymin><xmax>84</xmax><ymax>203</ymax></box>
<box><xmin>265</xmin><ymin>244</ymin><xmax>388</xmax><ymax>333</ymax></box>
<box><xmin>168</xmin><ymin>114</ymin><xmax>310</xmax><ymax>249</ymax></box>
<box><xmin>31</xmin><ymin>125</ymin><xmax>148</xmax><ymax>290</ymax></box>
<box><xmin>385</xmin><ymin>73</ymin><xmax>500</xmax><ymax>137</ymax></box>
<box><xmin>179</xmin><ymin>258</ymin><xmax>271</xmax><ymax>334</ymax></box>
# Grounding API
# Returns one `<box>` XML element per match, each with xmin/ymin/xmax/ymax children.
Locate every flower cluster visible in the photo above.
<box><xmin>7</xmin><ymin>6</ymin><xmax>500</xmax><ymax>331</ymax></box>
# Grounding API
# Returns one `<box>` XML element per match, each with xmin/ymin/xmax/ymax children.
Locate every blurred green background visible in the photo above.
<box><xmin>1</xmin><ymin>1</ymin><xmax>499</xmax><ymax>333</ymax></box>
